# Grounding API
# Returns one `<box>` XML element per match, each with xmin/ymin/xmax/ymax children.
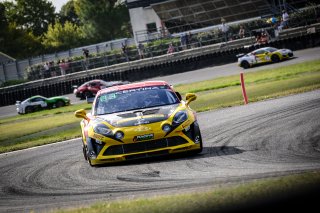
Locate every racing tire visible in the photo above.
<box><xmin>82</xmin><ymin>145</ymin><xmax>88</xmax><ymax>161</ymax></box>
<box><xmin>271</xmin><ymin>54</ymin><xmax>280</xmax><ymax>63</ymax></box>
<box><xmin>83</xmin><ymin>91</ymin><xmax>92</xmax><ymax>99</ymax></box>
<box><xmin>56</xmin><ymin>100</ymin><xmax>65</xmax><ymax>108</ymax></box>
<box><xmin>25</xmin><ymin>106</ymin><xmax>33</xmax><ymax>114</ymax></box>
<box><xmin>194</xmin><ymin>133</ymin><xmax>203</xmax><ymax>154</ymax></box>
<box><xmin>241</xmin><ymin>61</ymin><xmax>250</xmax><ymax>69</ymax></box>
<box><xmin>83</xmin><ymin>145</ymin><xmax>95</xmax><ymax>166</ymax></box>
<box><xmin>190</xmin><ymin>123</ymin><xmax>203</xmax><ymax>155</ymax></box>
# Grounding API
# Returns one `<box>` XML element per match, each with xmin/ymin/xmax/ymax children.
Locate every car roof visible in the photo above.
<box><xmin>30</xmin><ymin>95</ymin><xmax>45</xmax><ymax>99</ymax></box>
<box><xmin>97</xmin><ymin>81</ymin><xmax>170</xmax><ymax>95</ymax></box>
<box><xmin>253</xmin><ymin>47</ymin><xmax>277</xmax><ymax>52</ymax></box>
<box><xmin>89</xmin><ymin>79</ymin><xmax>105</xmax><ymax>83</ymax></box>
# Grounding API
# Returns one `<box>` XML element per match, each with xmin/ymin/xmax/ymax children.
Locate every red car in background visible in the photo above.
<box><xmin>73</xmin><ymin>79</ymin><xmax>129</xmax><ymax>100</ymax></box>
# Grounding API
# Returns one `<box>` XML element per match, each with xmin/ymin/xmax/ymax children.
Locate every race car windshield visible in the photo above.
<box><xmin>266</xmin><ymin>47</ymin><xmax>277</xmax><ymax>52</ymax></box>
<box><xmin>95</xmin><ymin>86</ymin><xmax>180</xmax><ymax>115</ymax></box>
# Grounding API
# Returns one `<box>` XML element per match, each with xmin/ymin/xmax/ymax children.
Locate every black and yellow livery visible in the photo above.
<box><xmin>75</xmin><ymin>81</ymin><xmax>202</xmax><ymax>166</ymax></box>
<box><xmin>237</xmin><ymin>47</ymin><xmax>294</xmax><ymax>69</ymax></box>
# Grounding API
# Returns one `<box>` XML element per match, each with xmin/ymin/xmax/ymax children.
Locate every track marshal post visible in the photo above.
<box><xmin>240</xmin><ymin>72</ymin><xmax>248</xmax><ymax>104</ymax></box>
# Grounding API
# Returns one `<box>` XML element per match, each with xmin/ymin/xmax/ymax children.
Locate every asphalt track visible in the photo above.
<box><xmin>0</xmin><ymin>90</ymin><xmax>320</xmax><ymax>212</ymax></box>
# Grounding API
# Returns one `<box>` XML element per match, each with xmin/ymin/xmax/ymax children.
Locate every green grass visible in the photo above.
<box><xmin>190</xmin><ymin>72</ymin><xmax>320</xmax><ymax>112</ymax></box>
<box><xmin>175</xmin><ymin>60</ymin><xmax>320</xmax><ymax>94</ymax></box>
<box><xmin>0</xmin><ymin>103</ymin><xmax>92</xmax><ymax>124</ymax></box>
<box><xmin>0</xmin><ymin>59</ymin><xmax>320</xmax><ymax>153</ymax></box>
<box><xmin>55</xmin><ymin>171</ymin><xmax>320</xmax><ymax>213</ymax></box>
<box><xmin>0</xmin><ymin>103</ymin><xmax>91</xmax><ymax>153</ymax></box>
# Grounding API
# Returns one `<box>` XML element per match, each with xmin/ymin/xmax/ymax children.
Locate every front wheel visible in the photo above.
<box><xmin>271</xmin><ymin>54</ymin><xmax>280</xmax><ymax>63</ymax></box>
<box><xmin>194</xmin><ymin>133</ymin><xmax>203</xmax><ymax>154</ymax></box>
<box><xmin>82</xmin><ymin>145</ymin><xmax>88</xmax><ymax>161</ymax></box>
<box><xmin>56</xmin><ymin>100</ymin><xmax>65</xmax><ymax>108</ymax></box>
<box><xmin>83</xmin><ymin>144</ymin><xmax>95</xmax><ymax>167</ymax></box>
<box><xmin>83</xmin><ymin>91</ymin><xmax>92</xmax><ymax>99</ymax></box>
<box><xmin>241</xmin><ymin>61</ymin><xmax>250</xmax><ymax>69</ymax></box>
<box><xmin>25</xmin><ymin>106</ymin><xmax>33</xmax><ymax>114</ymax></box>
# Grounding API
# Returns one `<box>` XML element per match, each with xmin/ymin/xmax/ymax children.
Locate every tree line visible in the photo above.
<box><xmin>0</xmin><ymin>0</ymin><xmax>131</xmax><ymax>59</ymax></box>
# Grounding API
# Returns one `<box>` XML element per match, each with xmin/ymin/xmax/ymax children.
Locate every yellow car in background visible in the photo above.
<box><xmin>237</xmin><ymin>47</ymin><xmax>294</xmax><ymax>69</ymax></box>
<box><xmin>75</xmin><ymin>81</ymin><xmax>202</xmax><ymax>166</ymax></box>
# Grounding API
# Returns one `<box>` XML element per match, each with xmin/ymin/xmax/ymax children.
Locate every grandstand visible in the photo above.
<box><xmin>126</xmin><ymin>0</ymin><xmax>314</xmax><ymax>42</ymax></box>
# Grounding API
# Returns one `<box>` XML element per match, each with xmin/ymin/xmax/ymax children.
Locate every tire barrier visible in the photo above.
<box><xmin>1</xmin><ymin>32</ymin><xmax>320</xmax><ymax>107</ymax></box>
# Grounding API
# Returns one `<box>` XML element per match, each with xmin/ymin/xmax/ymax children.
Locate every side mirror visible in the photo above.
<box><xmin>75</xmin><ymin>109</ymin><xmax>89</xmax><ymax>121</ymax></box>
<box><xmin>185</xmin><ymin>93</ymin><xmax>197</xmax><ymax>105</ymax></box>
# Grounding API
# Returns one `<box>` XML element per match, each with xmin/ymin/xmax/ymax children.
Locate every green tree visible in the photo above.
<box><xmin>74</xmin><ymin>0</ymin><xmax>130</xmax><ymax>43</ymax></box>
<box><xmin>5</xmin><ymin>0</ymin><xmax>56</xmax><ymax>37</ymax></box>
<box><xmin>42</xmin><ymin>21</ymin><xmax>85</xmax><ymax>51</ymax></box>
<box><xmin>59</xmin><ymin>0</ymin><xmax>80</xmax><ymax>25</ymax></box>
<box><xmin>0</xmin><ymin>2</ymin><xmax>43</xmax><ymax>59</ymax></box>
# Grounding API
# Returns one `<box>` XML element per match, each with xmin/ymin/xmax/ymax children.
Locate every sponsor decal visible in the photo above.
<box><xmin>195</xmin><ymin>135</ymin><xmax>200</xmax><ymax>143</ymax></box>
<box><xmin>93</xmin><ymin>133</ymin><xmax>105</xmax><ymax>140</ymax></box>
<box><xmin>182</xmin><ymin>120</ymin><xmax>191</xmax><ymax>128</ymax></box>
<box><xmin>133</xmin><ymin>133</ymin><xmax>154</xmax><ymax>142</ymax></box>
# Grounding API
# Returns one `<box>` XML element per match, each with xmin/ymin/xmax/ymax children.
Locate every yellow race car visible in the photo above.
<box><xmin>237</xmin><ymin>47</ymin><xmax>294</xmax><ymax>69</ymax></box>
<box><xmin>75</xmin><ymin>81</ymin><xmax>202</xmax><ymax>166</ymax></box>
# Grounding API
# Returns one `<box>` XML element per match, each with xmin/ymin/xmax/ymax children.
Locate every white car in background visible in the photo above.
<box><xmin>237</xmin><ymin>47</ymin><xmax>294</xmax><ymax>69</ymax></box>
<box><xmin>16</xmin><ymin>95</ymin><xmax>70</xmax><ymax>114</ymax></box>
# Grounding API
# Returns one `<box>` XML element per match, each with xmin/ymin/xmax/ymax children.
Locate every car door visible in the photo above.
<box><xmin>88</xmin><ymin>82</ymin><xmax>100</xmax><ymax>94</ymax></box>
<box><xmin>254</xmin><ymin>49</ymin><xmax>269</xmax><ymax>63</ymax></box>
<box><xmin>29</xmin><ymin>97</ymin><xmax>47</xmax><ymax>109</ymax></box>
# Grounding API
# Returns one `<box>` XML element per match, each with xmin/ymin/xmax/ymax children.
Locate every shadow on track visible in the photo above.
<box><xmin>93</xmin><ymin>146</ymin><xmax>245</xmax><ymax>168</ymax></box>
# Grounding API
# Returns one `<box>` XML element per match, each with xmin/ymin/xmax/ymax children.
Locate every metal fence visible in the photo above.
<box><xmin>0</xmin><ymin>29</ymin><xmax>319</xmax><ymax>107</ymax></box>
<box><xmin>21</xmin><ymin>24</ymin><xmax>302</xmax><ymax>81</ymax></box>
<box><xmin>0</xmin><ymin>38</ymin><xmax>135</xmax><ymax>83</ymax></box>
<box><xmin>1</xmin><ymin>4</ymin><xmax>319</xmax><ymax>84</ymax></box>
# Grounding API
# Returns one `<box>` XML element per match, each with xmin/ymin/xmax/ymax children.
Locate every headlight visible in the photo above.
<box><xmin>162</xmin><ymin>124</ymin><xmax>172</xmax><ymax>133</ymax></box>
<box><xmin>93</xmin><ymin>124</ymin><xmax>113</xmax><ymax>136</ymax></box>
<box><xmin>115</xmin><ymin>131</ymin><xmax>124</xmax><ymax>140</ymax></box>
<box><xmin>173</xmin><ymin>110</ymin><xmax>188</xmax><ymax>125</ymax></box>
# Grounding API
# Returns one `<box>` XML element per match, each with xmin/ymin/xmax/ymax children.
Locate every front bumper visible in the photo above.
<box><xmin>87</xmin><ymin>122</ymin><xmax>202</xmax><ymax>165</ymax></box>
<box><xmin>90</xmin><ymin>138</ymin><xmax>201</xmax><ymax>165</ymax></box>
<box><xmin>16</xmin><ymin>105</ymin><xmax>23</xmax><ymax>114</ymax></box>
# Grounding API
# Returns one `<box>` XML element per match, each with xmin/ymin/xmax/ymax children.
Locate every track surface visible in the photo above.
<box><xmin>1</xmin><ymin>47</ymin><xmax>320</xmax><ymax>118</ymax></box>
<box><xmin>1</xmin><ymin>90</ymin><xmax>320</xmax><ymax>212</ymax></box>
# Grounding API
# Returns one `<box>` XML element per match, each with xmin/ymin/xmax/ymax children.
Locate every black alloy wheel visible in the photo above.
<box><xmin>241</xmin><ymin>61</ymin><xmax>250</xmax><ymax>69</ymax></box>
<box><xmin>56</xmin><ymin>100</ymin><xmax>65</xmax><ymax>108</ymax></box>
<box><xmin>25</xmin><ymin>106</ymin><xmax>33</xmax><ymax>114</ymax></box>
<box><xmin>271</xmin><ymin>54</ymin><xmax>280</xmax><ymax>63</ymax></box>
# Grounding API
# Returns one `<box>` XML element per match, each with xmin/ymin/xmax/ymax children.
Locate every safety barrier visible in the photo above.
<box><xmin>0</xmin><ymin>31</ymin><xmax>319</xmax><ymax>107</ymax></box>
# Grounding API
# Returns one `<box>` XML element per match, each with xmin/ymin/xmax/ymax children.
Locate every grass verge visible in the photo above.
<box><xmin>0</xmin><ymin>59</ymin><xmax>319</xmax><ymax>153</ymax></box>
<box><xmin>55</xmin><ymin>171</ymin><xmax>320</xmax><ymax>213</ymax></box>
<box><xmin>0</xmin><ymin>103</ymin><xmax>91</xmax><ymax>153</ymax></box>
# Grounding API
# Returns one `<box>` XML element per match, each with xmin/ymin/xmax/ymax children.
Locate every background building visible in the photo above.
<box><xmin>126</xmin><ymin>0</ymin><xmax>313</xmax><ymax>43</ymax></box>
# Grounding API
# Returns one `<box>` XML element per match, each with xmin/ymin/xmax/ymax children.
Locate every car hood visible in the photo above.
<box><xmin>94</xmin><ymin>104</ymin><xmax>180</xmax><ymax>127</ymax></box>
<box><xmin>275</xmin><ymin>49</ymin><xmax>291</xmax><ymax>53</ymax></box>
